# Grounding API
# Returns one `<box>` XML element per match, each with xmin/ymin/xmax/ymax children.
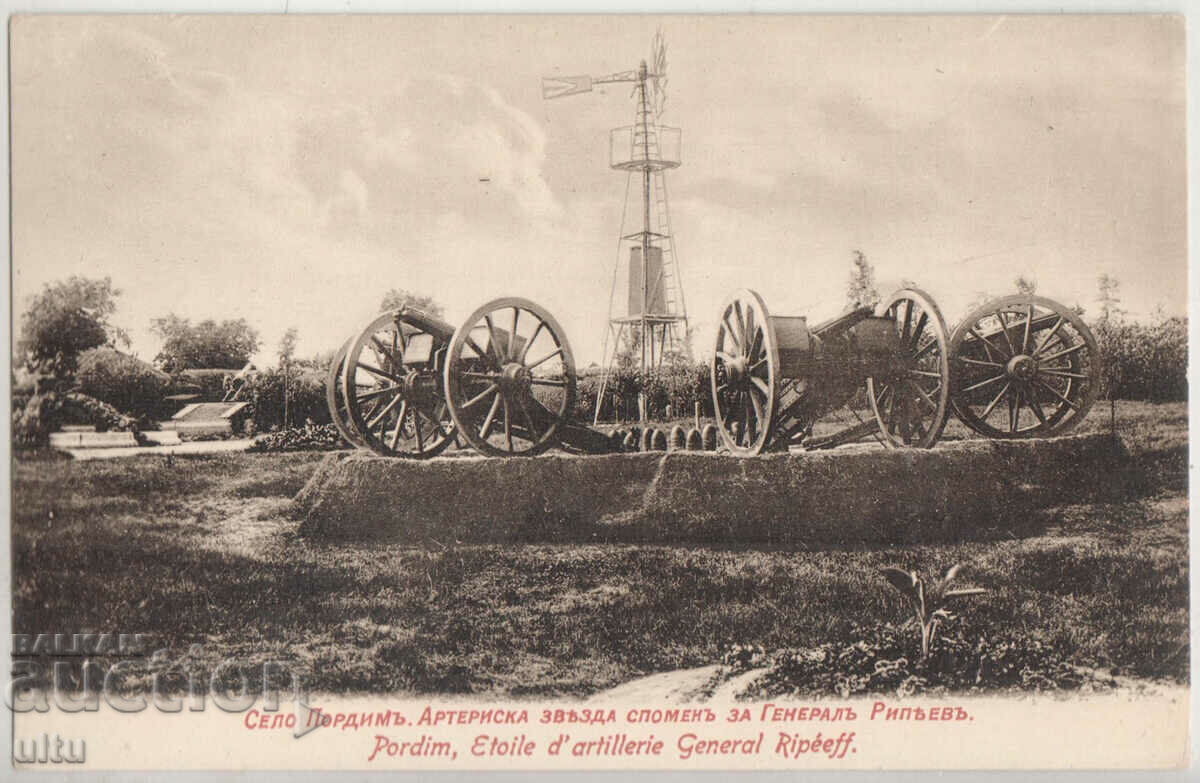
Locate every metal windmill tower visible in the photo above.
<box><xmin>543</xmin><ymin>31</ymin><xmax>690</xmax><ymax>424</ymax></box>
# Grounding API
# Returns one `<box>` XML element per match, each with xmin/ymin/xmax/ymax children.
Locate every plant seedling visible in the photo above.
<box><xmin>881</xmin><ymin>564</ymin><xmax>988</xmax><ymax>659</ymax></box>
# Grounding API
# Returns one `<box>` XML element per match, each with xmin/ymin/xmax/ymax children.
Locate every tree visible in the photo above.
<box><xmin>379</xmin><ymin>289</ymin><xmax>444</xmax><ymax>319</ymax></box>
<box><xmin>1014</xmin><ymin>276</ymin><xmax>1037</xmax><ymax>296</ymax></box>
<box><xmin>18</xmin><ymin>276</ymin><xmax>129</xmax><ymax>372</ymax></box>
<box><xmin>278</xmin><ymin>327</ymin><xmax>299</xmax><ymax>428</ymax></box>
<box><xmin>75</xmin><ymin>347</ymin><xmax>171</xmax><ymax>418</ymax></box>
<box><xmin>846</xmin><ymin>250</ymin><xmax>880</xmax><ymax>309</ymax></box>
<box><xmin>1096</xmin><ymin>274</ymin><xmax>1125</xmax><ymax>324</ymax></box>
<box><xmin>150</xmin><ymin>315</ymin><xmax>261</xmax><ymax>371</ymax></box>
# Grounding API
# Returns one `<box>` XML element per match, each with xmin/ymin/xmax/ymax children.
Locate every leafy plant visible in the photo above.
<box><xmin>881</xmin><ymin>564</ymin><xmax>987</xmax><ymax>659</ymax></box>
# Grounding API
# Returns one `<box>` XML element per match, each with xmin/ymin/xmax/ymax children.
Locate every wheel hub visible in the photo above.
<box><xmin>724</xmin><ymin>355</ymin><xmax>747</xmax><ymax>386</ymax></box>
<box><xmin>498</xmin><ymin>362</ymin><xmax>532</xmax><ymax>394</ymax></box>
<box><xmin>1006</xmin><ymin>354</ymin><xmax>1037</xmax><ymax>382</ymax></box>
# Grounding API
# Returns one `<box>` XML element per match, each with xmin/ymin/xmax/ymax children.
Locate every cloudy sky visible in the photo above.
<box><xmin>10</xmin><ymin>14</ymin><xmax>1185</xmax><ymax>366</ymax></box>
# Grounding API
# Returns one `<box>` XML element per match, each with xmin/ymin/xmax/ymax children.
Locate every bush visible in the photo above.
<box><xmin>580</xmin><ymin>361</ymin><xmax>714</xmax><ymax>422</ymax></box>
<box><xmin>738</xmin><ymin>619</ymin><xmax>1111</xmax><ymax>699</ymax></box>
<box><xmin>247</xmin><ymin>423</ymin><xmax>344</xmax><ymax>453</ymax></box>
<box><xmin>1092</xmin><ymin>317</ymin><xmax>1187</xmax><ymax>402</ymax></box>
<box><xmin>13</xmin><ymin>391</ymin><xmax>139</xmax><ymax>447</ymax></box>
<box><xmin>242</xmin><ymin>366</ymin><xmax>330</xmax><ymax>432</ymax></box>
<box><xmin>75</xmin><ymin>347</ymin><xmax>171</xmax><ymax>418</ymax></box>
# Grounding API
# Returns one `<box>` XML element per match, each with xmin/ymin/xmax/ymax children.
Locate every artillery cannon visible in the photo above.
<box><xmin>327</xmin><ymin>297</ymin><xmax>612</xmax><ymax>458</ymax></box>
<box><xmin>710</xmin><ymin>288</ymin><xmax>951</xmax><ymax>455</ymax></box>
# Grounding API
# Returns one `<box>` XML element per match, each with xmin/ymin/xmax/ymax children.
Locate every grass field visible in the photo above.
<box><xmin>11</xmin><ymin>401</ymin><xmax>1188</xmax><ymax>697</ymax></box>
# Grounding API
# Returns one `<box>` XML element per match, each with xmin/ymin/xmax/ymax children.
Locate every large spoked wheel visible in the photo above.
<box><xmin>342</xmin><ymin>311</ymin><xmax>456</xmax><ymax>458</ymax></box>
<box><xmin>866</xmin><ymin>288</ymin><xmax>951</xmax><ymax>448</ymax></box>
<box><xmin>325</xmin><ymin>338</ymin><xmax>366</xmax><ymax>448</ymax></box>
<box><xmin>949</xmin><ymin>295</ymin><xmax>1099</xmax><ymax>438</ymax></box>
<box><xmin>711</xmin><ymin>289</ymin><xmax>780</xmax><ymax>456</ymax></box>
<box><xmin>444</xmin><ymin>298</ymin><xmax>576</xmax><ymax>457</ymax></box>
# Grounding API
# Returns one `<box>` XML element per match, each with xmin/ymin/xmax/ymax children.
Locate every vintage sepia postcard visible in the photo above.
<box><xmin>7</xmin><ymin>13</ymin><xmax>1189</xmax><ymax>771</ymax></box>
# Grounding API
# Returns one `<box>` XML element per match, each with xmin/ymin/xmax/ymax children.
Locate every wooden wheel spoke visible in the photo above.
<box><xmin>527</xmin><ymin>346</ymin><xmax>564</xmax><ymax>370</ymax></box>
<box><xmin>907</xmin><ymin>380</ymin><xmax>939</xmax><ymax>412</ymax></box>
<box><xmin>748</xmin><ymin>327</ymin><xmax>763</xmax><ymax>363</ymax></box>
<box><xmin>980</xmin><ymin>381</ymin><xmax>1012</xmax><ymax>420</ymax></box>
<box><xmin>750</xmin><ymin>376</ymin><xmax>770</xmax><ymax>398</ymax></box>
<box><xmin>1027</xmin><ymin>391</ymin><xmax>1048</xmax><ymax>425</ymax></box>
<box><xmin>907</xmin><ymin>369</ymin><xmax>943</xmax><ymax>379</ymax></box>
<box><xmin>722</xmin><ymin>398</ymin><xmax>739</xmax><ymax>426</ymax></box>
<box><xmin>733</xmin><ymin>301</ymin><xmax>747</xmax><ymax>349</ymax></box>
<box><xmin>1039</xmin><ymin>368</ymin><xmax>1089</xmax><ymax>380</ymax></box>
<box><xmin>462</xmin><ymin>383</ymin><xmax>499</xmax><ymax>411</ymax></box>
<box><xmin>517</xmin><ymin>396</ymin><xmax>542</xmax><ymax>443</ymax></box>
<box><xmin>464</xmin><ymin>335</ymin><xmax>493</xmax><ymax>367</ymax></box>
<box><xmin>387</xmin><ymin>402</ymin><xmax>408</xmax><ymax>450</ymax></box>
<box><xmin>900</xmin><ymin>301</ymin><xmax>913</xmax><ymax>344</ymax></box>
<box><xmin>356</xmin><ymin>363</ymin><xmax>404</xmax><ymax>384</ymax></box>
<box><xmin>413</xmin><ymin>408</ymin><xmax>425</xmax><ymax>451</ymax></box>
<box><xmin>722</xmin><ymin>314</ymin><xmax>742</xmax><ymax>352</ymax></box>
<box><xmin>510</xmin><ymin>307</ymin><xmax>521</xmax><ymax>360</ymax></box>
<box><xmin>968</xmin><ymin>327</ymin><xmax>1009</xmax><ymax>360</ymax></box>
<box><xmin>745</xmin><ymin>306</ymin><xmax>757</xmax><ymax>355</ymax></box>
<box><xmin>1032</xmin><ymin>316</ymin><xmax>1066</xmax><ymax>357</ymax></box>
<box><xmin>1040</xmin><ymin>342</ymin><xmax>1085</xmax><ymax>363</ymax></box>
<box><xmin>517</xmin><ymin>321</ymin><xmax>545</xmax><ymax>365</ymax></box>
<box><xmin>479</xmin><ymin>392</ymin><xmax>503</xmax><ymax>439</ymax></box>
<box><xmin>503</xmin><ymin>396</ymin><xmax>513</xmax><ymax>451</ymax></box>
<box><xmin>356</xmin><ymin>384</ymin><xmax>399</xmax><ymax>403</ymax></box>
<box><xmin>748</xmin><ymin>384</ymin><xmax>765</xmax><ymax>426</ymax></box>
<box><xmin>483</xmin><ymin>314</ymin><xmax>506</xmax><ymax>364</ymax></box>
<box><xmin>366</xmin><ymin>393</ymin><xmax>404</xmax><ymax>430</ymax></box>
<box><xmin>962</xmin><ymin>373</ymin><xmax>1006</xmax><ymax>394</ymax></box>
<box><xmin>1036</xmin><ymin>378</ymin><xmax>1081</xmax><ymax>410</ymax></box>
<box><xmin>909</xmin><ymin>312</ymin><xmax>928</xmax><ymax>350</ymax></box>
<box><xmin>958</xmin><ymin>356</ymin><xmax>1003</xmax><ymax>368</ymax></box>
<box><xmin>996</xmin><ymin>310</ymin><xmax>1017</xmax><ymax>355</ymax></box>
<box><xmin>1007</xmin><ymin>388</ymin><xmax>1020</xmax><ymax>432</ymax></box>
<box><xmin>716</xmin><ymin>350</ymin><xmax>738</xmax><ymax>365</ymax></box>
<box><xmin>1022</xmin><ymin>304</ymin><xmax>1034</xmax><ymax>353</ymax></box>
<box><xmin>913</xmin><ymin>339</ymin><xmax>939</xmax><ymax>361</ymax></box>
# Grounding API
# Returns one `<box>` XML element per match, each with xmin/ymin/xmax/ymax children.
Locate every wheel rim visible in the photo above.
<box><xmin>325</xmin><ymin>338</ymin><xmax>365</xmax><ymax>447</ymax></box>
<box><xmin>342</xmin><ymin>311</ymin><xmax>456</xmax><ymax>458</ymax></box>
<box><xmin>444</xmin><ymin>298</ymin><xmax>576</xmax><ymax>457</ymax></box>
<box><xmin>866</xmin><ymin>288</ymin><xmax>951</xmax><ymax>448</ymax></box>
<box><xmin>711</xmin><ymin>289</ymin><xmax>779</xmax><ymax>456</ymax></box>
<box><xmin>949</xmin><ymin>294</ymin><xmax>1099</xmax><ymax>438</ymax></box>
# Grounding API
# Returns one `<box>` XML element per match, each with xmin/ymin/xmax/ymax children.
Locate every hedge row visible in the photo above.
<box><xmin>1092</xmin><ymin>317</ymin><xmax>1187</xmax><ymax>403</ymax></box>
<box><xmin>577</xmin><ymin>363</ymin><xmax>715</xmax><ymax>423</ymax></box>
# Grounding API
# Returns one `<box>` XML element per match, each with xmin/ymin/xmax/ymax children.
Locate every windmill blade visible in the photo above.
<box><xmin>542</xmin><ymin>74</ymin><xmax>593</xmax><ymax>100</ymax></box>
<box><xmin>651</xmin><ymin>31</ymin><xmax>668</xmax><ymax>117</ymax></box>
<box><xmin>652</xmin><ymin>30</ymin><xmax>667</xmax><ymax>76</ymax></box>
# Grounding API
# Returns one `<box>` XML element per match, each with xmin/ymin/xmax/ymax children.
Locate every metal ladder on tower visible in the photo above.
<box><xmin>652</xmin><ymin>163</ymin><xmax>688</xmax><ymax>356</ymax></box>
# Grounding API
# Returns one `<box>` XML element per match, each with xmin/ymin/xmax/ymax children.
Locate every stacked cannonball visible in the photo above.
<box><xmin>606</xmin><ymin>423</ymin><xmax>720</xmax><ymax>452</ymax></box>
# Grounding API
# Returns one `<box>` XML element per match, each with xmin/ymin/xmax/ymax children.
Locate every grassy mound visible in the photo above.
<box><xmin>296</xmin><ymin>433</ymin><xmax>1127</xmax><ymax>545</ymax></box>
